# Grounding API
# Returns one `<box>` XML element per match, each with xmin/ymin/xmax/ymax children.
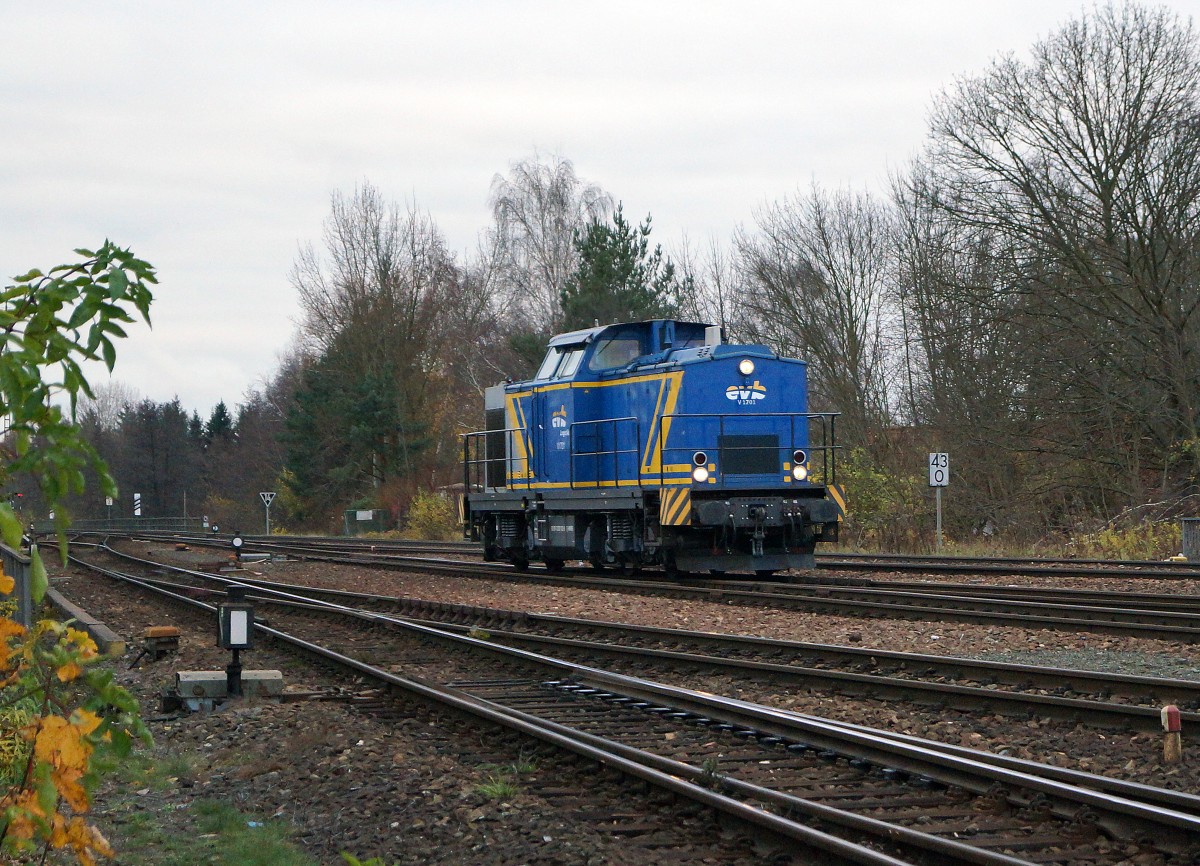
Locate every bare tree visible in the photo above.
<box><xmin>288</xmin><ymin>182</ymin><xmax>492</xmax><ymax>518</ymax></box>
<box><xmin>891</xmin><ymin>160</ymin><xmax>1054</xmax><ymax>531</ymax></box>
<box><xmin>78</xmin><ymin>380</ymin><xmax>142</xmax><ymax>432</ymax></box>
<box><xmin>485</xmin><ymin>152</ymin><xmax>612</xmax><ymax>331</ymax></box>
<box><xmin>736</xmin><ymin>183</ymin><xmax>896</xmax><ymax>446</ymax></box>
<box><xmin>673</xmin><ymin>234</ymin><xmax>741</xmax><ymax>333</ymax></box>
<box><xmin>925</xmin><ymin>2</ymin><xmax>1200</xmax><ymax>492</ymax></box>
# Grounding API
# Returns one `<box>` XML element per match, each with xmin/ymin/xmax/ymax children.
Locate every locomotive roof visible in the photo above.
<box><xmin>547</xmin><ymin>319</ymin><xmax>713</xmax><ymax>348</ymax></box>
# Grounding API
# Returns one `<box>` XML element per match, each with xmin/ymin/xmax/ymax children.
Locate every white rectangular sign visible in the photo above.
<box><xmin>929</xmin><ymin>453</ymin><xmax>950</xmax><ymax>487</ymax></box>
<box><xmin>229</xmin><ymin>609</ymin><xmax>249</xmax><ymax>645</ymax></box>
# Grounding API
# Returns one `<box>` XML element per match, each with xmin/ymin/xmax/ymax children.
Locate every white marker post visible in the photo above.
<box><xmin>928</xmin><ymin>453</ymin><xmax>949</xmax><ymax>551</ymax></box>
<box><xmin>259</xmin><ymin>491</ymin><xmax>276</xmax><ymax>535</ymax></box>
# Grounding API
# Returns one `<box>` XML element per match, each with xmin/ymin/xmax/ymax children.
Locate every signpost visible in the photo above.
<box><xmin>928</xmin><ymin>453</ymin><xmax>949</xmax><ymax>551</ymax></box>
<box><xmin>259</xmin><ymin>491</ymin><xmax>276</xmax><ymax>535</ymax></box>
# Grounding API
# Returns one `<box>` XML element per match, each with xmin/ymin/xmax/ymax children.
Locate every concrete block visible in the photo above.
<box><xmin>176</xmin><ymin>669</ymin><xmax>284</xmax><ymax>699</ymax></box>
<box><xmin>46</xmin><ymin>589</ymin><xmax>127</xmax><ymax>656</ymax></box>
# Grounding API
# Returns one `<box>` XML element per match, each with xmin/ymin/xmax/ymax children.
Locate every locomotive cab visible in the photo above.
<box><xmin>463</xmin><ymin>319</ymin><xmax>842</xmax><ymax>579</ymax></box>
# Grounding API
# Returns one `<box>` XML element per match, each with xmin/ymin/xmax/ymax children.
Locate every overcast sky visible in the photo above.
<box><xmin>4</xmin><ymin>1</ymin><xmax>1197</xmax><ymax>417</ymax></box>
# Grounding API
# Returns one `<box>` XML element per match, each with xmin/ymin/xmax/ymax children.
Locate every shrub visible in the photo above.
<box><xmin>401</xmin><ymin>491</ymin><xmax>459</xmax><ymax>540</ymax></box>
<box><xmin>834</xmin><ymin>448</ymin><xmax>925</xmax><ymax>551</ymax></box>
<box><xmin>1071</xmin><ymin>520</ymin><xmax>1183</xmax><ymax>561</ymax></box>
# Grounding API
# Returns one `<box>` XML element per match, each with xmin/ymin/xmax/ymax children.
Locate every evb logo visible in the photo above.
<box><xmin>726</xmin><ymin>381</ymin><xmax>767</xmax><ymax>405</ymax></box>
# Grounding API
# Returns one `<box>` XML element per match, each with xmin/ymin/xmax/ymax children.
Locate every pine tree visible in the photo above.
<box><xmin>559</xmin><ymin>204</ymin><xmax>681</xmax><ymax>330</ymax></box>
<box><xmin>205</xmin><ymin>400</ymin><xmax>235</xmax><ymax>444</ymax></box>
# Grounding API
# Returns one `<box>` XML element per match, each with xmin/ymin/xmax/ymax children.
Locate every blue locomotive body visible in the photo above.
<box><xmin>462</xmin><ymin>320</ymin><xmax>842</xmax><ymax>577</ymax></box>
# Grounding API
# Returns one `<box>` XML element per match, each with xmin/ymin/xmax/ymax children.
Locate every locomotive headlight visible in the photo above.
<box><xmin>692</xmin><ymin>451</ymin><xmax>707</xmax><ymax>466</ymax></box>
<box><xmin>692</xmin><ymin>466</ymin><xmax>710</xmax><ymax>483</ymax></box>
<box><xmin>738</xmin><ymin>358</ymin><xmax>755</xmax><ymax>376</ymax></box>
<box><xmin>792</xmin><ymin>449</ymin><xmax>808</xmax><ymax>481</ymax></box>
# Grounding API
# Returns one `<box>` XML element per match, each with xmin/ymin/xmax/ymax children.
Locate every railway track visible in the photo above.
<box><xmin>100</xmin><ymin>532</ymin><xmax>1200</xmax><ymax>642</ymax></box>
<box><xmin>93</xmin><ymin>550</ymin><xmax>1200</xmax><ymax>732</ymax></box>
<box><xmin>62</xmin><ymin>544</ymin><xmax>1200</xmax><ymax>865</ymax></box>
<box><xmin>111</xmin><ymin>530</ymin><xmax>1200</xmax><ymax>579</ymax></box>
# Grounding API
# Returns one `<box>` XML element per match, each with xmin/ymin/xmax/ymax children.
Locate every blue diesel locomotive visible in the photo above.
<box><xmin>462</xmin><ymin>319</ymin><xmax>843</xmax><ymax>578</ymax></box>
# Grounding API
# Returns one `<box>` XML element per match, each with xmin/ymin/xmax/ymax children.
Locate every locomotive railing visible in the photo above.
<box><xmin>462</xmin><ymin>426</ymin><xmax>532</xmax><ymax>491</ymax></box>
<box><xmin>656</xmin><ymin>411</ymin><xmax>839</xmax><ymax>488</ymax></box>
<box><xmin>463</xmin><ymin>412</ymin><xmax>839</xmax><ymax>492</ymax></box>
<box><xmin>568</xmin><ymin>416</ymin><xmax>640</xmax><ymax>488</ymax></box>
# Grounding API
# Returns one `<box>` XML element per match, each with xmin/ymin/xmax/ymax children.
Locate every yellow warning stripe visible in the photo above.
<box><xmin>659</xmin><ymin>488</ymin><xmax>691</xmax><ymax>526</ymax></box>
<box><xmin>827</xmin><ymin>484</ymin><xmax>846</xmax><ymax>521</ymax></box>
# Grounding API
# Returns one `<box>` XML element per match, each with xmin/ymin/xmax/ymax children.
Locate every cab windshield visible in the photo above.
<box><xmin>534</xmin><ymin>349</ymin><xmax>561</xmax><ymax>380</ymax></box>
<box><xmin>534</xmin><ymin>346</ymin><xmax>586</xmax><ymax>380</ymax></box>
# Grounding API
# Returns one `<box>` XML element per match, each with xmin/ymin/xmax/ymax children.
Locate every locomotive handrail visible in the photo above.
<box><xmin>463</xmin><ymin>411</ymin><xmax>840</xmax><ymax>492</ymax></box>
<box><xmin>656</xmin><ymin>411</ymin><xmax>840</xmax><ymax>488</ymax></box>
<box><xmin>462</xmin><ymin>426</ymin><xmax>531</xmax><ymax>492</ymax></box>
<box><xmin>568</xmin><ymin>416</ymin><xmax>641</xmax><ymax>489</ymax></box>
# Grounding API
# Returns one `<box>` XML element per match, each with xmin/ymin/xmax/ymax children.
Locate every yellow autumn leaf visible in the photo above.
<box><xmin>56</xmin><ymin>661</ymin><xmax>82</xmax><ymax>682</ymax></box>
<box><xmin>50</xmin><ymin>815</ymin><xmax>112</xmax><ymax>863</ymax></box>
<box><xmin>73</xmin><ymin>818</ymin><xmax>111</xmax><ymax>857</ymax></box>
<box><xmin>50</xmin><ymin>813</ymin><xmax>70</xmax><ymax>847</ymax></box>
<box><xmin>65</xmin><ymin>627</ymin><xmax>99</xmax><ymax>660</ymax></box>
<box><xmin>69</xmin><ymin>708</ymin><xmax>103</xmax><ymax>736</ymax></box>
<box><xmin>0</xmin><ymin>565</ymin><xmax>13</xmax><ymax>596</ymax></box>
<box><xmin>34</xmin><ymin>715</ymin><xmax>92</xmax><ymax>771</ymax></box>
<box><xmin>5</xmin><ymin>808</ymin><xmax>37</xmax><ymax>843</ymax></box>
<box><xmin>52</xmin><ymin>766</ymin><xmax>90</xmax><ymax>812</ymax></box>
<box><xmin>3</xmin><ymin>789</ymin><xmax>47</xmax><ymax>842</ymax></box>
<box><xmin>0</xmin><ymin>617</ymin><xmax>25</xmax><ymax>641</ymax></box>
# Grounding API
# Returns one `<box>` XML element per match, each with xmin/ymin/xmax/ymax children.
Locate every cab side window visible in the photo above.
<box><xmin>558</xmin><ymin>348</ymin><xmax>584</xmax><ymax>378</ymax></box>
<box><xmin>589</xmin><ymin>336</ymin><xmax>644</xmax><ymax>371</ymax></box>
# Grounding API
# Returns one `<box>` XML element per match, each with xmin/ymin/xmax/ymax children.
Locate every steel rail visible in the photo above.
<box><xmin>173</xmin><ymin>587</ymin><xmax>1200</xmax><ymax>854</ymax></box>
<box><xmin>87</xmin><ymin>551</ymin><xmax>1200</xmax><ymax>735</ymax></box>
<box><xmin>113</xmin><ymin>530</ymin><xmax>1200</xmax><ymax>578</ymax></box>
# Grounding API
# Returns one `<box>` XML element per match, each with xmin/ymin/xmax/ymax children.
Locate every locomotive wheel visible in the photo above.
<box><xmin>544</xmin><ymin>558</ymin><xmax>565</xmax><ymax>573</ymax></box>
<box><xmin>589</xmin><ymin>555</ymin><xmax>605</xmax><ymax>572</ymax></box>
<box><xmin>511</xmin><ymin>554</ymin><xmax>530</xmax><ymax>572</ymax></box>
